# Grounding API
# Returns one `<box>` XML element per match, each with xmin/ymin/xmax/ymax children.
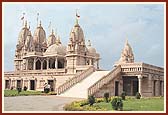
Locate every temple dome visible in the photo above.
<box><xmin>45</xmin><ymin>38</ymin><xmax>66</xmax><ymax>55</ymax></box>
<box><xmin>47</xmin><ymin>30</ymin><xmax>56</xmax><ymax>47</ymax></box>
<box><xmin>17</xmin><ymin>21</ymin><xmax>29</xmax><ymax>49</ymax></box>
<box><xmin>87</xmin><ymin>40</ymin><xmax>96</xmax><ymax>55</ymax></box>
<box><xmin>33</xmin><ymin>22</ymin><xmax>46</xmax><ymax>45</ymax></box>
<box><xmin>119</xmin><ymin>39</ymin><xmax>134</xmax><ymax>63</ymax></box>
<box><xmin>69</xmin><ymin>20</ymin><xmax>84</xmax><ymax>43</ymax></box>
<box><xmin>24</xmin><ymin>31</ymin><xmax>34</xmax><ymax>50</ymax></box>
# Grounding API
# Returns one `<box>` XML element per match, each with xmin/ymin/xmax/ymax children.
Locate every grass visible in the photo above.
<box><xmin>64</xmin><ymin>96</ymin><xmax>164</xmax><ymax>111</ymax></box>
<box><xmin>4</xmin><ymin>89</ymin><xmax>56</xmax><ymax>97</ymax></box>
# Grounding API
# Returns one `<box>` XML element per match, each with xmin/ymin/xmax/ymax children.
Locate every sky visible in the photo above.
<box><xmin>3</xmin><ymin>3</ymin><xmax>165</xmax><ymax>71</ymax></box>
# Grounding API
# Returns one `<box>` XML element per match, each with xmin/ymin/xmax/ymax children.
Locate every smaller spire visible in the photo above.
<box><xmin>88</xmin><ymin>40</ymin><xmax>91</xmax><ymax>47</ymax></box>
<box><xmin>75</xmin><ymin>9</ymin><xmax>80</xmax><ymax>26</ymax></box>
<box><xmin>28</xmin><ymin>22</ymin><xmax>31</xmax><ymax>29</ymax></box>
<box><xmin>55</xmin><ymin>36</ymin><xmax>61</xmax><ymax>45</ymax></box>
<box><xmin>51</xmin><ymin>29</ymin><xmax>54</xmax><ymax>35</ymax></box>
<box><xmin>25</xmin><ymin>20</ymin><xmax>27</xmax><ymax>28</ymax></box>
<box><xmin>39</xmin><ymin>20</ymin><xmax>42</xmax><ymax>27</ymax></box>
<box><xmin>125</xmin><ymin>38</ymin><xmax>128</xmax><ymax>45</ymax></box>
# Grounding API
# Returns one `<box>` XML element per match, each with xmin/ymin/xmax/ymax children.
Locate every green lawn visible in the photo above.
<box><xmin>95</xmin><ymin>97</ymin><xmax>164</xmax><ymax>111</ymax></box>
<box><xmin>4</xmin><ymin>90</ymin><xmax>44</xmax><ymax>97</ymax></box>
<box><xmin>64</xmin><ymin>97</ymin><xmax>164</xmax><ymax>111</ymax></box>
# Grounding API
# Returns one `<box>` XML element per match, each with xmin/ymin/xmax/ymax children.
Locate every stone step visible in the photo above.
<box><xmin>60</xmin><ymin>71</ymin><xmax>110</xmax><ymax>98</ymax></box>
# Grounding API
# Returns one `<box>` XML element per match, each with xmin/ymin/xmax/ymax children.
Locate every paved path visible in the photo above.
<box><xmin>4</xmin><ymin>95</ymin><xmax>84</xmax><ymax>111</ymax></box>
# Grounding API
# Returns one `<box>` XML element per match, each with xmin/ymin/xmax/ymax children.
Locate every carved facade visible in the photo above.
<box><xmin>4</xmin><ymin>14</ymin><xmax>164</xmax><ymax>98</ymax></box>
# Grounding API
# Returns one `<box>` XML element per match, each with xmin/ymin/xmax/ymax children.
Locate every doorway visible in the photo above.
<box><xmin>123</xmin><ymin>76</ymin><xmax>138</xmax><ymax>96</ymax></box>
<box><xmin>17</xmin><ymin>80</ymin><xmax>21</xmax><ymax>88</ymax></box>
<box><xmin>115</xmin><ymin>81</ymin><xmax>119</xmax><ymax>96</ymax></box>
<box><xmin>5</xmin><ymin>80</ymin><xmax>10</xmax><ymax>89</ymax></box>
<box><xmin>133</xmin><ymin>80</ymin><xmax>138</xmax><ymax>96</ymax></box>
<box><xmin>30</xmin><ymin>80</ymin><xmax>35</xmax><ymax>90</ymax></box>
<box><xmin>48</xmin><ymin>80</ymin><xmax>54</xmax><ymax>91</ymax></box>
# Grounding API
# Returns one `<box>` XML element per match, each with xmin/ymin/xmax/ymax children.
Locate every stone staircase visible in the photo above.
<box><xmin>59</xmin><ymin>71</ymin><xmax>110</xmax><ymax>98</ymax></box>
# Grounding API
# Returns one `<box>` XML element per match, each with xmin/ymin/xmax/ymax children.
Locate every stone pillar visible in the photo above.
<box><xmin>89</xmin><ymin>59</ymin><xmax>92</xmax><ymax>65</ymax></box>
<box><xmin>47</xmin><ymin>58</ymin><xmax>49</xmax><ymax>69</ymax></box>
<box><xmin>55</xmin><ymin>57</ymin><xmax>58</xmax><ymax>69</ymax></box>
<box><xmin>26</xmin><ymin>59</ymin><xmax>28</xmax><ymax>70</ymax></box>
<box><xmin>41</xmin><ymin>60</ymin><xmax>43</xmax><ymax>70</ymax></box>
<box><xmin>161</xmin><ymin>81</ymin><xmax>164</xmax><ymax>96</ymax></box>
<box><xmin>97</xmin><ymin>60</ymin><xmax>99</xmax><ymax>69</ymax></box>
<box><xmin>148</xmin><ymin>74</ymin><xmax>153</xmax><ymax>97</ymax></box>
<box><xmin>33</xmin><ymin>58</ymin><xmax>36</xmax><ymax>70</ymax></box>
<box><xmin>138</xmin><ymin>75</ymin><xmax>143</xmax><ymax>96</ymax></box>
<box><xmin>155</xmin><ymin>79</ymin><xmax>160</xmax><ymax>96</ymax></box>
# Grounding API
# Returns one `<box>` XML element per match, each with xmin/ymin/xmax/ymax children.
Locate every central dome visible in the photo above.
<box><xmin>45</xmin><ymin>37</ymin><xmax>66</xmax><ymax>56</ymax></box>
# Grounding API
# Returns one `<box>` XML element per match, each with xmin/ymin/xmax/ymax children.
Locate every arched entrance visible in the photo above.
<box><xmin>36</xmin><ymin>60</ymin><xmax>41</xmax><ymax>70</ymax></box>
<box><xmin>58</xmin><ymin>59</ymin><xmax>64</xmax><ymax>68</ymax></box>
<box><xmin>43</xmin><ymin>60</ymin><xmax>47</xmax><ymax>69</ymax></box>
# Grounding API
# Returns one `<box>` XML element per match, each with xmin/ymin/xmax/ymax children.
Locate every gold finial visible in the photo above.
<box><xmin>75</xmin><ymin>9</ymin><xmax>80</xmax><ymax>26</ymax></box>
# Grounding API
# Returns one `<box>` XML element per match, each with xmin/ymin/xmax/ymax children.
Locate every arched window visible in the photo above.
<box><xmin>49</xmin><ymin>58</ymin><xmax>55</xmax><ymax>69</ymax></box>
<box><xmin>36</xmin><ymin>60</ymin><xmax>41</xmax><ymax>70</ymax></box>
<box><xmin>58</xmin><ymin>59</ymin><xmax>64</xmax><ymax>68</ymax></box>
<box><xmin>43</xmin><ymin>60</ymin><xmax>47</xmax><ymax>69</ymax></box>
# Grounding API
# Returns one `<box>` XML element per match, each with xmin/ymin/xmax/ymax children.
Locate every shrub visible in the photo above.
<box><xmin>44</xmin><ymin>88</ymin><xmax>50</xmax><ymax>93</ymax></box>
<box><xmin>10</xmin><ymin>86</ymin><xmax>14</xmax><ymax>90</ymax></box>
<box><xmin>88</xmin><ymin>95</ymin><xmax>95</xmax><ymax>106</ymax></box>
<box><xmin>96</xmin><ymin>98</ymin><xmax>104</xmax><ymax>103</ymax></box>
<box><xmin>23</xmin><ymin>86</ymin><xmax>27</xmax><ymax>91</ymax></box>
<box><xmin>48</xmin><ymin>92</ymin><xmax>57</xmax><ymax>95</ymax></box>
<box><xmin>120</xmin><ymin>91</ymin><xmax>126</xmax><ymax>100</ymax></box>
<box><xmin>111</xmin><ymin>97</ymin><xmax>123</xmax><ymax>111</ymax></box>
<box><xmin>135</xmin><ymin>92</ymin><xmax>141</xmax><ymax>99</ymax></box>
<box><xmin>104</xmin><ymin>92</ymin><xmax>110</xmax><ymax>103</ymax></box>
<box><xmin>80</xmin><ymin>100</ymin><xmax>89</xmax><ymax>107</ymax></box>
<box><xmin>17</xmin><ymin>87</ymin><xmax>22</xmax><ymax>94</ymax></box>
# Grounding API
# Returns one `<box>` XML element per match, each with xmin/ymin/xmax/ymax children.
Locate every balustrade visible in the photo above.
<box><xmin>88</xmin><ymin>65</ymin><xmax>121</xmax><ymax>96</ymax></box>
<box><xmin>57</xmin><ymin>66</ymin><xmax>95</xmax><ymax>95</ymax></box>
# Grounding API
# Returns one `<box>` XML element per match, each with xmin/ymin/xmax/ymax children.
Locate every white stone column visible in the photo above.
<box><xmin>47</xmin><ymin>58</ymin><xmax>49</xmax><ymax>69</ymax></box>
<box><xmin>138</xmin><ymin>75</ymin><xmax>143</xmax><ymax>96</ymax></box>
<box><xmin>26</xmin><ymin>59</ymin><xmax>28</xmax><ymax>70</ymax></box>
<box><xmin>89</xmin><ymin>59</ymin><xmax>92</xmax><ymax>65</ymax></box>
<box><xmin>33</xmin><ymin>58</ymin><xmax>36</xmax><ymax>70</ymax></box>
<box><xmin>41</xmin><ymin>60</ymin><xmax>43</xmax><ymax>70</ymax></box>
<box><xmin>97</xmin><ymin>60</ymin><xmax>99</xmax><ymax>69</ymax></box>
<box><xmin>55</xmin><ymin>57</ymin><xmax>58</xmax><ymax>69</ymax></box>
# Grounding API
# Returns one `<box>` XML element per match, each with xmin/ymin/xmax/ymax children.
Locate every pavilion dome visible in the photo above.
<box><xmin>87</xmin><ymin>40</ymin><xmax>97</xmax><ymax>55</ymax></box>
<box><xmin>45</xmin><ymin>38</ymin><xmax>66</xmax><ymax>55</ymax></box>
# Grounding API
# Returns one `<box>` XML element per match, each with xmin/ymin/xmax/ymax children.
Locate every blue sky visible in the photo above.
<box><xmin>3</xmin><ymin>3</ymin><xmax>165</xmax><ymax>71</ymax></box>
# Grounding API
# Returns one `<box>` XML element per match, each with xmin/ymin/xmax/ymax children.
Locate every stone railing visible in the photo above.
<box><xmin>57</xmin><ymin>66</ymin><xmax>95</xmax><ymax>95</ymax></box>
<box><xmin>4</xmin><ymin>68</ymin><xmax>66</xmax><ymax>77</ymax></box>
<box><xmin>120</xmin><ymin>62</ymin><xmax>143</xmax><ymax>73</ymax></box>
<box><xmin>88</xmin><ymin>65</ymin><xmax>121</xmax><ymax>96</ymax></box>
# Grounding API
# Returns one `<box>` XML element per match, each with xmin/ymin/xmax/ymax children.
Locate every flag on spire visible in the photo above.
<box><xmin>76</xmin><ymin>9</ymin><xmax>80</xmax><ymax>19</ymax></box>
<box><xmin>21</xmin><ymin>12</ymin><xmax>25</xmax><ymax>20</ymax></box>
